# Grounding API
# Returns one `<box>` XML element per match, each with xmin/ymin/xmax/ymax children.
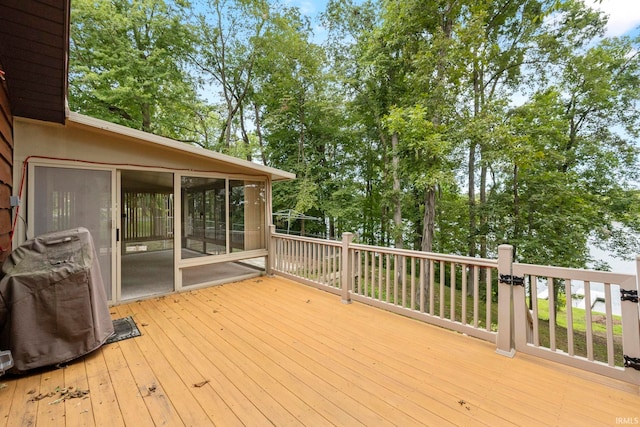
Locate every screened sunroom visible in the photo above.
<box><xmin>13</xmin><ymin>112</ymin><xmax>294</xmax><ymax>305</ymax></box>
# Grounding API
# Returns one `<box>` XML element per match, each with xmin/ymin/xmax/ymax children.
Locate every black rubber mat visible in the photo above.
<box><xmin>105</xmin><ymin>316</ymin><xmax>141</xmax><ymax>344</ymax></box>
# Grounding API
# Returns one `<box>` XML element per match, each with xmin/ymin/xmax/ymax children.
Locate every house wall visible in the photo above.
<box><xmin>13</xmin><ymin>117</ymin><xmax>273</xmax><ymax>250</ymax></box>
<box><xmin>14</xmin><ymin>118</ymin><xmax>265</xmax><ymax>176</ymax></box>
<box><xmin>0</xmin><ymin>65</ymin><xmax>13</xmax><ymax>262</ymax></box>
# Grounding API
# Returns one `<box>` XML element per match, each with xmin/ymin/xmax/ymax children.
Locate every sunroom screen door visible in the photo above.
<box><xmin>33</xmin><ymin>166</ymin><xmax>113</xmax><ymax>299</ymax></box>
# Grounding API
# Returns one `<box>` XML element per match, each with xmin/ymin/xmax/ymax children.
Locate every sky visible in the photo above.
<box><xmin>285</xmin><ymin>0</ymin><xmax>640</xmax><ymax>40</ymax></box>
<box><xmin>586</xmin><ymin>0</ymin><xmax>640</xmax><ymax>37</ymax></box>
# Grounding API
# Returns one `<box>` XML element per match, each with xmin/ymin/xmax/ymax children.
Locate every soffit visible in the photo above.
<box><xmin>0</xmin><ymin>0</ymin><xmax>69</xmax><ymax>123</ymax></box>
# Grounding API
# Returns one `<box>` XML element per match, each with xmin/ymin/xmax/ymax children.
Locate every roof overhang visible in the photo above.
<box><xmin>67</xmin><ymin>112</ymin><xmax>296</xmax><ymax>182</ymax></box>
<box><xmin>0</xmin><ymin>0</ymin><xmax>70</xmax><ymax>123</ymax></box>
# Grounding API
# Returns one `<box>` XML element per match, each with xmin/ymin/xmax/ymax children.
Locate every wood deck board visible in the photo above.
<box><xmin>6</xmin><ymin>369</ymin><xmax>40</xmax><ymax>426</ymax></box>
<box><xmin>143</xmin><ymin>296</ymin><xmax>325</xmax><ymax>426</ymax></box>
<box><xmin>224</xmin><ymin>280</ymin><xmax>570</xmax><ymax>426</ymax></box>
<box><xmin>212</xmin><ymin>281</ymin><xmax>543</xmax><ymax>426</ymax></box>
<box><xmin>204</xmin><ymin>282</ymin><xmax>488</xmax><ymax>426</ymax></box>
<box><xmin>0</xmin><ymin>276</ymin><xmax>639</xmax><ymax>426</ymax></box>
<box><xmin>83</xmin><ymin>349</ymin><xmax>125</xmax><ymax>427</ymax></box>
<box><xmin>181</xmin><ymin>291</ymin><xmax>401</xmax><ymax>427</ymax></box>
<box><xmin>158</xmin><ymin>294</ymin><xmax>366</xmax><ymax>426</ymax></box>
<box><xmin>238</xmin><ymin>277</ymin><xmax>639</xmax><ymax>423</ymax></box>
<box><xmin>127</xmin><ymin>296</ymin><xmax>283</xmax><ymax>426</ymax></box>
<box><xmin>36</xmin><ymin>368</ymin><xmax>65</xmax><ymax>426</ymax></box>
<box><xmin>100</xmin><ymin>340</ymin><xmax>155</xmax><ymax>427</ymax></box>
<box><xmin>62</xmin><ymin>358</ymin><xmax>94</xmax><ymax>427</ymax></box>
<box><xmin>117</xmin><ymin>301</ymin><xmax>244</xmax><ymax>427</ymax></box>
<box><xmin>111</xmin><ymin>304</ymin><xmax>191</xmax><ymax>427</ymax></box>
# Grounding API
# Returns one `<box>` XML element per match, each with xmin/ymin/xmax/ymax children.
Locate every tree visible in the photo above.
<box><xmin>193</xmin><ymin>0</ymin><xmax>269</xmax><ymax>155</ymax></box>
<box><xmin>490</xmin><ymin>31</ymin><xmax>640</xmax><ymax>319</ymax></box>
<box><xmin>69</xmin><ymin>0</ymin><xmax>200</xmax><ymax>137</ymax></box>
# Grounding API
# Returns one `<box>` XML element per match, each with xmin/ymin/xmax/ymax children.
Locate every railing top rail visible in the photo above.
<box><xmin>513</xmin><ymin>262</ymin><xmax>636</xmax><ymax>287</ymax></box>
<box><xmin>272</xmin><ymin>232</ymin><xmax>342</xmax><ymax>247</ymax></box>
<box><xmin>349</xmin><ymin>243</ymin><xmax>498</xmax><ymax>268</ymax></box>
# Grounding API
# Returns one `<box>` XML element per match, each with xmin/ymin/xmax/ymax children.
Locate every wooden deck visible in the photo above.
<box><xmin>1</xmin><ymin>276</ymin><xmax>639</xmax><ymax>426</ymax></box>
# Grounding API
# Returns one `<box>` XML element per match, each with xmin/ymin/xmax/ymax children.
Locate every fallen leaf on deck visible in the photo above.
<box><xmin>29</xmin><ymin>392</ymin><xmax>55</xmax><ymax>402</ymax></box>
<box><xmin>49</xmin><ymin>387</ymin><xmax>89</xmax><ymax>404</ymax></box>
<box><xmin>193</xmin><ymin>380</ymin><xmax>210</xmax><ymax>388</ymax></box>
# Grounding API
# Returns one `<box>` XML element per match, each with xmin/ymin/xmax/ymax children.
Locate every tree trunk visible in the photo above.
<box><xmin>141</xmin><ymin>102</ymin><xmax>151</xmax><ymax>133</ymax></box>
<box><xmin>239</xmin><ymin>103</ymin><xmax>252</xmax><ymax>161</ymax></box>
<box><xmin>421</xmin><ymin>187</ymin><xmax>436</xmax><ymax>253</ymax></box>
<box><xmin>480</xmin><ymin>158</ymin><xmax>487</xmax><ymax>259</ymax></box>
<box><xmin>253</xmin><ymin>103</ymin><xmax>267</xmax><ymax>165</ymax></box>
<box><xmin>391</xmin><ymin>132</ymin><xmax>403</xmax><ymax>249</ymax></box>
<box><xmin>468</xmin><ymin>140</ymin><xmax>477</xmax><ymax>258</ymax></box>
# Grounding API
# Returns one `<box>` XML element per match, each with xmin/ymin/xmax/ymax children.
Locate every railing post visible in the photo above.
<box><xmin>341</xmin><ymin>232</ymin><xmax>354</xmax><ymax>304</ymax></box>
<box><xmin>267</xmin><ymin>225</ymin><xmax>276</xmax><ymax>275</ymax></box>
<box><xmin>620</xmin><ymin>256</ymin><xmax>640</xmax><ymax>382</ymax></box>
<box><xmin>496</xmin><ymin>244</ymin><xmax>516</xmax><ymax>357</ymax></box>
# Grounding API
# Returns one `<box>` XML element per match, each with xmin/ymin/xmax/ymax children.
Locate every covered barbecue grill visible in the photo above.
<box><xmin>0</xmin><ymin>227</ymin><xmax>113</xmax><ymax>373</ymax></box>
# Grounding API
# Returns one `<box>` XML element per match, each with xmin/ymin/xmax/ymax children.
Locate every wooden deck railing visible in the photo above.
<box><xmin>347</xmin><ymin>241</ymin><xmax>498</xmax><ymax>343</ymax></box>
<box><xmin>506</xmin><ymin>245</ymin><xmax>640</xmax><ymax>385</ymax></box>
<box><xmin>269</xmin><ymin>228</ymin><xmax>640</xmax><ymax>385</ymax></box>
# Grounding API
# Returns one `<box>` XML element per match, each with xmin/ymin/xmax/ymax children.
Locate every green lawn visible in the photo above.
<box><xmin>534</xmin><ymin>298</ymin><xmax>623</xmax><ymax>336</ymax></box>
<box><xmin>532</xmin><ymin>299</ymin><xmax>623</xmax><ymax>366</ymax></box>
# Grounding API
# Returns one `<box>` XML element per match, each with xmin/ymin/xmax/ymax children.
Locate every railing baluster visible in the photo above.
<box><xmin>450</xmin><ymin>263</ymin><xmax>456</xmax><ymax>321</ymax></box>
<box><xmin>327</xmin><ymin>244</ymin><xmax>331</xmax><ymax>285</ymax></box>
<box><xmin>411</xmin><ymin>257</ymin><xmax>416</xmax><ymax>310</ymax></box>
<box><xmin>420</xmin><ymin>259</ymin><xmax>426</xmax><ymax>313</ymax></box>
<box><xmin>371</xmin><ymin>251</ymin><xmax>376</xmax><ymax>299</ymax></box>
<box><xmin>604</xmin><ymin>283</ymin><xmax>614</xmax><ymax>366</ymax></box>
<box><xmin>312</xmin><ymin>242</ymin><xmax>316</xmax><ymax>282</ymax></box>
<box><xmin>393</xmin><ymin>254</ymin><xmax>398</xmax><ymax>305</ymax></box>
<box><xmin>284</xmin><ymin>239</ymin><xmax>289</xmax><ymax>273</ymax></box>
<box><xmin>319</xmin><ymin>242</ymin><xmax>323</xmax><ymax>283</ymax></box>
<box><xmin>565</xmin><ymin>278</ymin><xmax>574</xmax><ymax>356</ymax></box>
<box><xmin>292</xmin><ymin>240</ymin><xmax>297</xmax><ymax>275</ymax></box>
<box><xmin>312</xmin><ymin>242</ymin><xmax>317</xmax><ymax>282</ymax></box>
<box><xmin>364</xmin><ymin>251</ymin><xmax>369</xmax><ymax>297</ymax></box>
<box><xmin>473</xmin><ymin>265</ymin><xmax>479</xmax><ymax>328</ymax></box>
<box><xmin>386</xmin><ymin>254</ymin><xmax>391</xmax><ymax>303</ymax></box>
<box><xmin>439</xmin><ymin>261</ymin><xmax>445</xmax><ymax>318</ymax></box>
<box><xmin>584</xmin><ymin>281</ymin><xmax>594</xmax><ymax>360</ymax></box>
<box><xmin>333</xmin><ymin>245</ymin><xmax>338</xmax><ymax>288</ymax></box>
<box><xmin>305</xmin><ymin>241</ymin><xmax>310</xmax><ymax>280</ymax></box>
<box><xmin>461</xmin><ymin>264</ymin><xmax>467</xmax><ymax>325</ymax></box>
<box><xmin>352</xmin><ymin>250</ymin><xmax>358</xmax><ymax>294</ymax></box>
<box><xmin>289</xmin><ymin>239</ymin><xmax>294</xmax><ymax>274</ymax></box>
<box><xmin>429</xmin><ymin>259</ymin><xmax>435</xmax><ymax>315</ymax></box>
<box><xmin>548</xmin><ymin>276</ymin><xmax>556</xmax><ymax>352</ymax></box>
<box><xmin>401</xmin><ymin>256</ymin><xmax>407</xmax><ymax>308</ymax></box>
<box><xmin>379</xmin><ymin>252</ymin><xmax>384</xmax><ymax>301</ymax></box>
<box><xmin>486</xmin><ymin>268</ymin><xmax>492</xmax><ymax>331</ymax></box>
<box><xmin>297</xmin><ymin>240</ymin><xmax>301</xmax><ymax>276</ymax></box>
<box><xmin>531</xmin><ymin>275</ymin><xmax>540</xmax><ymax>346</ymax></box>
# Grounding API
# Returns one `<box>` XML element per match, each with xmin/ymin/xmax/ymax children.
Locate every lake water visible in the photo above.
<box><xmin>533</xmin><ymin>246</ymin><xmax>636</xmax><ymax>317</ymax></box>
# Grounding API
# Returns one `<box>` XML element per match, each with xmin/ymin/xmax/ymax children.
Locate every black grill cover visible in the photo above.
<box><xmin>0</xmin><ymin>227</ymin><xmax>114</xmax><ymax>373</ymax></box>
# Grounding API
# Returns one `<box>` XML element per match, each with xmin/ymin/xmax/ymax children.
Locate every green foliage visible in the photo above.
<box><xmin>69</xmin><ymin>0</ymin><xmax>640</xmax><ymax>269</ymax></box>
<box><xmin>69</xmin><ymin>0</ymin><xmax>200</xmax><ymax>136</ymax></box>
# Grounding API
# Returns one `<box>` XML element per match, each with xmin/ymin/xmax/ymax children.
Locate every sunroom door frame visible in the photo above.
<box><xmin>27</xmin><ymin>160</ymin><xmax>118</xmax><ymax>303</ymax></box>
<box><xmin>174</xmin><ymin>172</ymin><xmax>270</xmax><ymax>291</ymax></box>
